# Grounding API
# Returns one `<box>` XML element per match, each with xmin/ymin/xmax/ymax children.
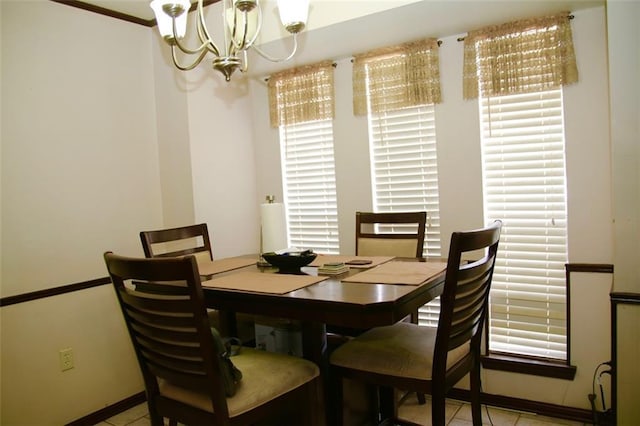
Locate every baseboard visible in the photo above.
<box><xmin>66</xmin><ymin>387</ymin><xmax>593</xmax><ymax>425</ymax></box>
<box><xmin>65</xmin><ymin>392</ymin><xmax>146</xmax><ymax>426</ymax></box>
<box><xmin>447</xmin><ymin>388</ymin><xmax>593</xmax><ymax>423</ymax></box>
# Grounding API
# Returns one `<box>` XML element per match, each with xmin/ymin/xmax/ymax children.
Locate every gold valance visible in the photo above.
<box><xmin>463</xmin><ymin>12</ymin><xmax>578</xmax><ymax>100</ymax></box>
<box><xmin>353</xmin><ymin>38</ymin><xmax>441</xmax><ymax>116</ymax></box>
<box><xmin>268</xmin><ymin>61</ymin><xmax>335</xmax><ymax>128</ymax></box>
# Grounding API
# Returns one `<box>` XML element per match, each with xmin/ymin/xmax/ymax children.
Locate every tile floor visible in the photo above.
<box><xmin>96</xmin><ymin>397</ymin><xmax>589</xmax><ymax>426</ymax></box>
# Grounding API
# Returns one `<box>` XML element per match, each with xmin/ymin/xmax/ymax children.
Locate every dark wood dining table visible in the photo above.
<box><xmin>199</xmin><ymin>255</ymin><xmax>446</xmax><ymax>424</ymax></box>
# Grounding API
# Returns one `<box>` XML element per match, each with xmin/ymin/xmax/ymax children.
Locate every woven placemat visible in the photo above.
<box><xmin>309</xmin><ymin>255</ymin><xmax>394</xmax><ymax>269</ymax></box>
<box><xmin>197</xmin><ymin>257</ymin><xmax>257</xmax><ymax>277</ymax></box>
<box><xmin>341</xmin><ymin>261</ymin><xmax>447</xmax><ymax>285</ymax></box>
<box><xmin>202</xmin><ymin>271</ymin><xmax>328</xmax><ymax>294</ymax></box>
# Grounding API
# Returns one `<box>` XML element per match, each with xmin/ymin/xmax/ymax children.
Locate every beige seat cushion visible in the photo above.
<box><xmin>330</xmin><ymin>322</ymin><xmax>469</xmax><ymax>380</ymax></box>
<box><xmin>159</xmin><ymin>347</ymin><xmax>319</xmax><ymax>417</ymax></box>
<box><xmin>358</xmin><ymin>238</ymin><xmax>418</xmax><ymax>258</ymax></box>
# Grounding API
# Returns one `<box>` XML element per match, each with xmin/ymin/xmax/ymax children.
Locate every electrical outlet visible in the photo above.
<box><xmin>59</xmin><ymin>348</ymin><xmax>74</xmax><ymax>371</ymax></box>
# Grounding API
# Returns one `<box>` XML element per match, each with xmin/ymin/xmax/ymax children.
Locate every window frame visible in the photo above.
<box><xmin>478</xmin><ymin>88</ymin><xmax>576</xmax><ymax>380</ymax></box>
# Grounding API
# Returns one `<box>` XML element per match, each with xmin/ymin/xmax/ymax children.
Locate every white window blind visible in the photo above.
<box><xmin>368</xmin><ymin>105</ymin><xmax>442</xmax><ymax>327</ymax></box>
<box><xmin>280</xmin><ymin>119</ymin><xmax>340</xmax><ymax>254</ymax></box>
<box><xmin>480</xmin><ymin>88</ymin><xmax>569</xmax><ymax>360</ymax></box>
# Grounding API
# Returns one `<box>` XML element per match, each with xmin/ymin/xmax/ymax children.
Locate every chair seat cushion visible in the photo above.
<box><xmin>159</xmin><ymin>348</ymin><xmax>319</xmax><ymax>417</ymax></box>
<box><xmin>330</xmin><ymin>322</ymin><xmax>469</xmax><ymax>380</ymax></box>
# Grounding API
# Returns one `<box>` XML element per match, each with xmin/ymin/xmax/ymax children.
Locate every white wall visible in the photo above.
<box><xmin>608</xmin><ymin>1</ymin><xmax>640</xmax><ymax>295</ymax></box>
<box><xmin>250</xmin><ymin>5</ymin><xmax>613</xmax><ymax>411</ymax></box>
<box><xmin>1</xmin><ymin>1</ymin><xmax>163</xmax><ymax>294</ymax></box>
<box><xmin>150</xmin><ymin>27</ymin><xmax>196</xmax><ymax>229</ymax></box>
<box><xmin>607</xmin><ymin>0</ymin><xmax>640</xmax><ymax>421</ymax></box>
<box><xmin>186</xmin><ymin>67</ymin><xmax>260</xmax><ymax>259</ymax></box>
<box><xmin>154</xmin><ymin>2</ymin><xmax>261</xmax><ymax>259</ymax></box>
<box><xmin>1</xmin><ymin>0</ymin><xmax>633</xmax><ymax>422</ymax></box>
<box><xmin>1</xmin><ymin>1</ymin><xmax>162</xmax><ymax>423</ymax></box>
<box><xmin>0</xmin><ymin>1</ymin><xmax>263</xmax><ymax>422</ymax></box>
<box><xmin>0</xmin><ymin>0</ymin><xmax>4</xmax><ymax>293</ymax></box>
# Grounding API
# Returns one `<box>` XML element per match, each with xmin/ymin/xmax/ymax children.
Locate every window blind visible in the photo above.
<box><xmin>480</xmin><ymin>88</ymin><xmax>569</xmax><ymax>360</ymax></box>
<box><xmin>280</xmin><ymin>119</ymin><xmax>340</xmax><ymax>254</ymax></box>
<box><xmin>369</xmin><ymin>105</ymin><xmax>442</xmax><ymax>326</ymax></box>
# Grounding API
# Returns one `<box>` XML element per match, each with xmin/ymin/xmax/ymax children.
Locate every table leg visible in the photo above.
<box><xmin>380</xmin><ymin>386</ymin><xmax>396</xmax><ymax>421</ymax></box>
<box><xmin>217</xmin><ymin>310</ymin><xmax>238</xmax><ymax>338</ymax></box>
<box><xmin>301</xmin><ymin>321</ymin><xmax>329</xmax><ymax>425</ymax></box>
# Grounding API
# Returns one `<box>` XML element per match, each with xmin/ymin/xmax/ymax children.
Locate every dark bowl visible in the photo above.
<box><xmin>262</xmin><ymin>251</ymin><xmax>317</xmax><ymax>272</ymax></box>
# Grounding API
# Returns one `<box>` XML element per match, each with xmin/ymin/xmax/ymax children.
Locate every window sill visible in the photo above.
<box><xmin>481</xmin><ymin>353</ymin><xmax>577</xmax><ymax>380</ymax></box>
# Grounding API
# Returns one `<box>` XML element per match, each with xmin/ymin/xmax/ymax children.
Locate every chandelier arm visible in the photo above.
<box><xmin>172</xmin><ymin>34</ymin><xmax>214</xmax><ymax>56</ymax></box>
<box><xmin>195</xmin><ymin>24</ymin><xmax>219</xmax><ymax>56</ymax></box>
<box><xmin>226</xmin><ymin>40</ymin><xmax>240</xmax><ymax>59</ymax></box>
<box><xmin>230</xmin><ymin>6</ymin><xmax>262</xmax><ymax>51</ymax></box>
<box><xmin>226</xmin><ymin>13</ymin><xmax>248</xmax><ymax>54</ymax></box>
<box><xmin>251</xmin><ymin>34</ymin><xmax>299</xmax><ymax>63</ymax></box>
<box><xmin>237</xmin><ymin>11</ymin><xmax>250</xmax><ymax>49</ymax></box>
<box><xmin>167</xmin><ymin>15</ymin><xmax>216</xmax><ymax>56</ymax></box>
<box><xmin>226</xmin><ymin>2</ymin><xmax>241</xmax><ymax>54</ymax></box>
<box><xmin>170</xmin><ymin>44</ymin><xmax>209</xmax><ymax>71</ymax></box>
<box><xmin>195</xmin><ymin>0</ymin><xmax>221</xmax><ymax>56</ymax></box>
<box><xmin>251</xmin><ymin>5</ymin><xmax>263</xmax><ymax>46</ymax></box>
<box><xmin>240</xmin><ymin>50</ymin><xmax>249</xmax><ymax>73</ymax></box>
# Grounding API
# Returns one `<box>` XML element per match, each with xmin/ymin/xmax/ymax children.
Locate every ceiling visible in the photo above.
<box><xmin>72</xmin><ymin>0</ymin><xmax>605</xmax><ymax>77</ymax></box>
<box><xmin>71</xmin><ymin>0</ymin><xmax>605</xmax><ymax>28</ymax></box>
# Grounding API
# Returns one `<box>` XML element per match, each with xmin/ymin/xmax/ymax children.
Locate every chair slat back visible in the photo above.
<box><xmin>356</xmin><ymin>211</ymin><xmax>427</xmax><ymax>258</ymax></box>
<box><xmin>104</xmin><ymin>252</ymin><xmax>229</xmax><ymax>419</ymax></box>
<box><xmin>140</xmin><ymin>223</ymin><xmax>213</xmax><ymax>261</ymax></box>
<box><xmin>436</xmin><ymin>221</ymin><xmax>502</xmax><ymax>356</ymax></box>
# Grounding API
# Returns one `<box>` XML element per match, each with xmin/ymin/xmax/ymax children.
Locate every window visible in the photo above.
<box><xmin>463</xmin><ymin>12</ymin><xmax>577</xmax><ymax>369</ymax></box>
<box><xmin>368</xmin><ymin>104</ymin><xmax>442</xmax><ymax>327</ymax></box>
<box><xmin>354</xmin><ymin>38</ymin><xmax>443</xmax><ymax>327</ymax></box>
<box><xmin>268</xmin><ymin>61</ymin><xmax>337</xmax><ymax>254</ymax></box>
<box><xmin>280</xmin><ymin>119</ymin><xmax>340</xmax><ymax>254</ymax></box>
<box><xmin>480</xmin><ymin>88</ymin><xmax>569</xmax><ymax>360</ymax></box>
<box><xmin>368</xmin><ymin>105</ymin><xmax>442</xmax><ymax>256</ymax></box>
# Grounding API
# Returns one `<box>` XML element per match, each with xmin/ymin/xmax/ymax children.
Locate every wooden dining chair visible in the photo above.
<box><xmin>356</xmin><ymin>211</ymin><xmax>427</xmax><ymax>259</ymax></box>
<box><xmin>139</xmin><ymin>223</ymin><xmax>255</xmax><ymax>344</ymax></box>
<box><xmin>355</xmin><ymin>210</ymin><xmax>428</xmax><ymax>325</ymax></box>
<box><xmin>104</xmin><ymin>252</ymin><xmax>322</xmax><ymax>426</ymax></box>
<box><xmin>329</xmin><ymin>211</ymin><xmax>428</xmax><ymax>342</ymax></box>
<box><xmin>139</xmin><ymin>223</ymin><xmax>213</xmax><ymax>264</ymax></box>
<box><xmin>332</xmin><ymin>211</ymin><xmax>429</xmax><ymax>408</ymax></box>
<box><xmin>330</xmin><ymin>220</ymin><xmax>502</xmax><ymax>426</ymax></box>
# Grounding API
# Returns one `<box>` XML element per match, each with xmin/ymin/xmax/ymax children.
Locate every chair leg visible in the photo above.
<box><xmin>431</xmin><ymin>388</ymin><xmax>446</xmax><ymax>426</ymax></box>
<box><xmin>470</xmin><ymin>362</ymin><xmax>483</xmax><ymax>426</ymax></box>
<box><xmin>410</xmin><ymin>310</ymin><xmax>428</xmax><ymax>406</ymax></box>
<box><xmin>146</xmin><ymin>402</ymin><xmax>164</xmax><ymax>426</ymax></box>
<box><xmin>305</xmin><ymin>380</ymin><xmax>323</xmax><ymax>426</ymax></box>
<box><xmin>379</xmin><ymin>386</ymin><xmax>397</xmax><ymax>423</ymax></box>
<box><xmin>330</xmin><ymin>373</ymin><xmax>345</xmax><ymax>426</ymax></box>
<box><xmin>365</xmin><ymin>383</ymin><xmax>380</xmax><ymax>425</ymax></box>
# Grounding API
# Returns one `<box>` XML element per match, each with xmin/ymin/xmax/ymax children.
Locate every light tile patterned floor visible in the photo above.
<box><xmin>97</xmin><ymin>397</ymin><xmax>588</xmax><ymax>426</ymax></box>
<box><xmin>398</xmin><ymin>396</ymin><xmax>587</xmax><ymax>426</ymax></box>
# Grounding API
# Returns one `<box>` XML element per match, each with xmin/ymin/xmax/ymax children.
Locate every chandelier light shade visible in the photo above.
<box><xmin>276</xmin><ymin>0</ymin><xmax>308</xmax><ymax>33</ymax></box>
<box><xmin>150</xmin><ymin>0</ymin><xmax>310</xmax><ymax>81</ymax></box>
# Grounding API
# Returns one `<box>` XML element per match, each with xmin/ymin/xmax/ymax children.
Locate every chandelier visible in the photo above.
<box><xmin>150</xmin><ymin>0</ymin><xmax>310</xmax><ymax>81</ymax></box>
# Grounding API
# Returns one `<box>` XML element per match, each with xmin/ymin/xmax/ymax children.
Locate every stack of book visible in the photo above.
<box><xmin>317</xmin><ymin>262</ymin><xmax>349</xmax><ymax>275</ymax></box>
